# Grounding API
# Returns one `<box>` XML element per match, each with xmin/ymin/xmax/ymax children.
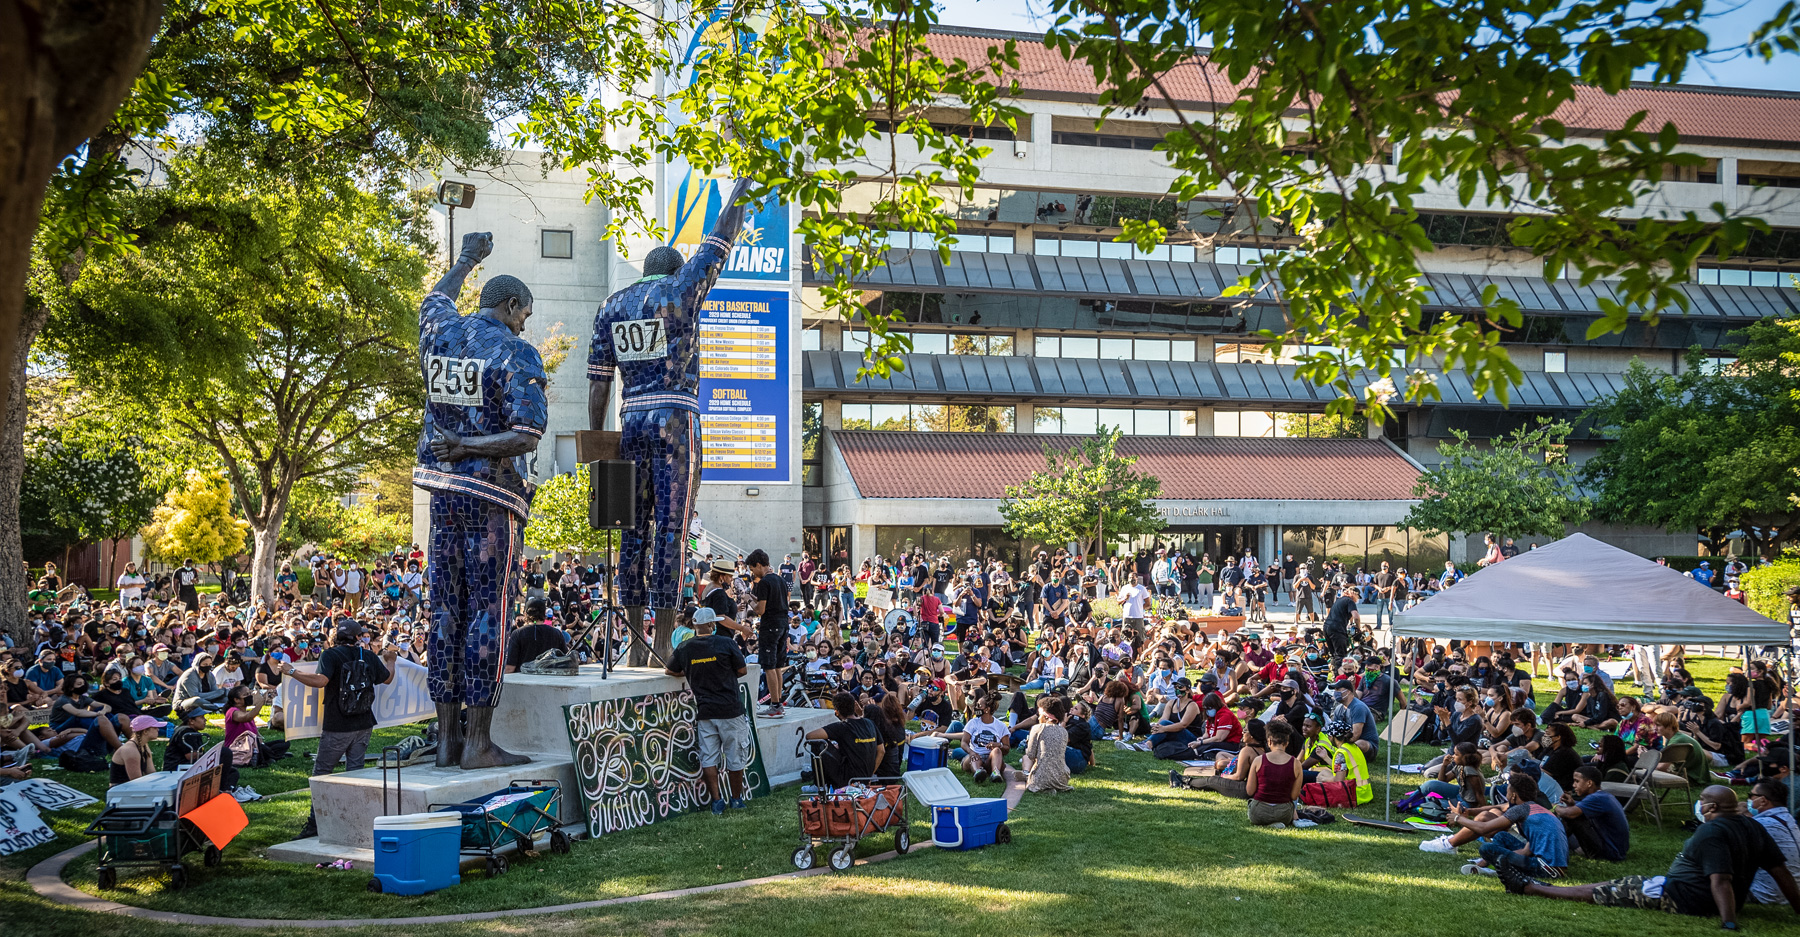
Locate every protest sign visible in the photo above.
<box><xmin>12</xmin><ymin>779</ymin><xmax>96</xmax><ymax>811</ymax></box>
<box><xmin>0</xmin><ymin>785</ymin><xmax>55</xmax><ymax>855</ymax></box>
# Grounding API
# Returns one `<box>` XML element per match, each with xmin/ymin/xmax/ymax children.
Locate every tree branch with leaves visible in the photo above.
<box><xmin>999</xmin><ymin>426</ymin><xmax>1165</xmax><ymax>559</ymax></box>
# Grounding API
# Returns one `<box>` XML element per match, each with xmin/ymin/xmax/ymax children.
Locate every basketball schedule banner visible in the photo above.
<box><xmin>698</xmin><ymin>287</ymin><xmax>789</xmax><ymax>483</ymax></box>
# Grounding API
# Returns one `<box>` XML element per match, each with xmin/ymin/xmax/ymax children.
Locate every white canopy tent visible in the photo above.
<box><xmin>1381</xmin><ymin>532</ymin><xmax>1792</xmax><ymax>819</ymax></box>
<box><xmin>1391</xmin><ymin>533</ymin><xmax>1788</xmax><ymax>645</ymax></box>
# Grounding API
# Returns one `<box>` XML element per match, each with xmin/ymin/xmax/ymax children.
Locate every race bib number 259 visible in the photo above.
<box><xmin>611</xmin><ymin>317</ymin><xmax>668</xmax><ymax>362</ymax></box>
<box><xmin>425</xmin><ymin>355</ymin><xmax>486</xmax><ymax>406</ymax></box>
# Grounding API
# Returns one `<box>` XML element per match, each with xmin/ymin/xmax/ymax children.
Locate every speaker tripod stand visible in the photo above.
<box><xmin>567</xmin><ymin>528</ymin><xmax>668</xmax><ymax>677</ymax></box>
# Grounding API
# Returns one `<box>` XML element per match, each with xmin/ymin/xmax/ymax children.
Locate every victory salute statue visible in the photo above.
<box><xmin>414</xmin><ymin>231</ymin><xmax>546</xmax><ymax>769</ymax></box>
<box><xmin>589</xmin><ymin>177</ymin><xmax>753</xmax><ymax>666</ymax></box>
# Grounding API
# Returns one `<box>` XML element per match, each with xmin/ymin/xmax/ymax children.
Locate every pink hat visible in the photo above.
<box><xmin>129</xmin><ymin>715</ymin><xmax>167</xmax><ymax>733</ymax></box>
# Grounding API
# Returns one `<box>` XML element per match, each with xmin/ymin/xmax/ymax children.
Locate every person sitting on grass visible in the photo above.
<box><xmin>1245</xmin><ymin>719</ymin><xmax>1302</xmax><ymax>828</ymax></box>
<box><xmin>1555</xmin><ymin>764</ymin><xmax>1630</xmax><ymax>861</ymax></box>
<box><xmin>943</xmin><ymin>696</ymin><xmax>1009</xmax><ymax>784</ymax></box>
<box><xmin>1421</xmin><ymin>756</ymin><xmax>1554</xmax><ymax>855</ymax></box>
<box><xmin>1148</xmin><ymin>677</ymin><xmax>1202</xmax><ymax>757</ymax></box>
<box><xmin>1182</xmin><ymin>718</ymin><xmax>1269</xmax><ymax>799</ymax></box>
<box><xmin>1586</xmin><ymin>733</ymin><xmax>1633</xmax><ymax>783</ymax></box>
<box><xmin>1315</xmin><ymin>719</ymin><xmax>1373</xmax><ymax>803</ymax></box>
<box><xmin>109</xmin><ymin>715</ymin><xmax>164</xmax><ymax>785</ymax></box>
<box><xmin>1187</xmin><ymin>691</ymin><xmax>1244</xmax><ymax>760</ymax></box>
<box><xmin>1452</xmin><ymin>773</ymin><xmax>1568</xmax><ymax>880</ymax></box>
<box><xmin>1419</xmin><ymin>742</ymin><xmax>1487</xmax><ymax>808</ymax></box>
<box><xmin>1021</xmin><ymin>695</ymin><xmax>1072</xmax><ymax>793</ymax></box>
<box><xmin>1492</xmin><ymin>785</ymin><xmax>1800</xmax><ymax>928</ymax></box>
<box><xmin>1748</xmin><ymin>780</ymin><xmax>1799</xmax><ymax>907</ymax></box>
<box><xmin>1566</xmin><ymin>672</ymin><xmax>1620</xmax><ymax>731</ymax></box>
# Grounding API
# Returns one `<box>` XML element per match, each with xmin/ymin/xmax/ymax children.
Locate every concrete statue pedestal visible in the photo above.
<box><xmin>266</xmin><ymin>664</ymin><xmax>834</xmax><ymax>868</ymax></box>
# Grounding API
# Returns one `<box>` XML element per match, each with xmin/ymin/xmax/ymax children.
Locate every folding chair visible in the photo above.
<box><xmin>1600</xmin><ymin>748</ymin><xmax>1668</xmax><ymax>828</ymax></box>
<box><xmin>1648</xmin><ymin>742</ymin><xmax>1695</xmax><ymax>813</ymax></box>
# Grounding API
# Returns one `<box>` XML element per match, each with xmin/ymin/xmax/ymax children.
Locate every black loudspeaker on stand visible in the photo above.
<box><xmin>589</xmin><ymin>459</ymin><xmax>635</xmax><ymax>529</ymax></box>
<box><xmin>585</xmin><ymin>460</ymin><xmax>639</xmax><ymax>677</ymax></box>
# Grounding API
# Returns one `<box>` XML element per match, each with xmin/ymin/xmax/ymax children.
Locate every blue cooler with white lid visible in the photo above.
<box><xmin>901</xmin><ymin>767</ymin><xmax>1010</xmax><ymax>850</ymax></box>
<box><xmin>370</xmin><ymin>812</ymin><xmax>462</xmax><ymax>895</ymax></box>
<box><xmin>905</xmin><ymin>735</ymin><xmax>949</xmax><ymax>772</ymax></box>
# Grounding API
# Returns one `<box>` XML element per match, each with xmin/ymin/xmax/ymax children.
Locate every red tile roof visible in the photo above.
<box><xmin>832</xmin><ymin>431</ymin><xmax>1422</xmax><ymax>500</ymax></box>
<box><xmin>923</xmin><ymin>28</ymin><xmax>1800</xmax><ymax>147</ymax></box>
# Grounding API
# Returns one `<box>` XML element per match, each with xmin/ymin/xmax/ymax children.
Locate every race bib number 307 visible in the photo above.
<box><xmin>611</xmin><ymin>317</ymin><xmax>668</xmax><ymax>362</ymax></box>
<box><xmin>425</xmin><ymin>355</ymin><xmax>486</xmax><ymax>406</ymax></box>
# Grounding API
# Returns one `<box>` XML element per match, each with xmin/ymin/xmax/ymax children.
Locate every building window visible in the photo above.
<box><xmin>1697</xmin><ymin>355</ymin><xmax>1738</xmax><ymax>375</ymax></box>
<box><xmin>802</xmin><ymin>402</ymin><xmax>823</xmax><ymax>486</ymax></box>
<box><xmin>840</xmin><ymin>402</ymin><xmax>1015</xmax><ymax>433</ymax></box>
<box><xmin>885</xmin><ymin>230</ymin><xmax>1014</xmax><ymax>254</ymax></box>
<box><xmin>1033</xmin><ymin>407</ymin><xmax>1197</xmax><ymax>436</ymax></box>
<box><xmin>1036</xmin><ymin>237</ymin><xmax>1196</xmax><ymax>264</ymax></box>
<box><xmin>1543</xmin><ymin>350</ymin><xmax>1567</xmax><ymax>373</ymax></box>
<box><xmin>801</xmin><ymin>328</ymin><xmax>821</xmax><ymax>351</ymax></box>
<box><xmin>554</xmin><ymin>433</ymin><xmax>578</xmax><ymax>475</ymax></box>
<box><xmin>844</xmin><ymin>329</ymin><xmax>1011</xmax><ymax>356</ymax></box>
<box><xmin>1050</xmin><ymin>130</ymin><xmax>1161</xmax><ymax>150</ymax></box>
<box><xmin>1696</xmin><ymin>265</ymin><xmax>1788</xmax><ymax>288</ymax></box>
<box><xmin>1213</xmin><ymin>245</ymin><xmax>1290</xmax><ymax>265</ymax></box>
<box><xmin>1034</xmin><ymin>335</ymin><xmax>1196</xmax><ymax>361</ymax></box>
<box><xmin>540</xmin><ymin>230</ymin><xmax>574</xmax><ymax>259</ymax></box>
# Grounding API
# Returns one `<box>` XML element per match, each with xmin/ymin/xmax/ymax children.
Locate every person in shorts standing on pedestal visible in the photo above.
<box><xmin>749</xmin><ymin>549</ymin><xmax>790</xmax><ymax>717</ymax></box>
<box><xmin>665</xmin><ymin>607</ymin><xmax>750</xmax><ymax>814</ymax></box>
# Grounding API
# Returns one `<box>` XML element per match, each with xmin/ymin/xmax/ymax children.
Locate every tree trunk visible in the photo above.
<box><xmin>0</xmin><ymin>303</ymin><xmax>46</xmax><ymax>646</ymax></box>
<box><xmin>0</xmin><ymin>0</ymin><xmax>165</xmax><ymax>432</ymax></box>
<box><xmin>0</xmin><ymin>0</ymin><xmax>164</xmax><ymax>644</ymax></box>
<box><xmin>248</xmin><ymin>492</ymin><xmax>289</xmax><ymax>604</ymax></box>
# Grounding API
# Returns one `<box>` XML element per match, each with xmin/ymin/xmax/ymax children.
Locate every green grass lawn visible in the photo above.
<box><xmin>1</xmin><ymin>656</ymin><xmax>1790</xmax><ymax>936</ymax></box>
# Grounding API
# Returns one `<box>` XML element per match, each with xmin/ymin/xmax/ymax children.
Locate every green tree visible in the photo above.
<box><xmin>143</xmin><ymin>470</ymin><xmax>249</xmax><ymax>567</ymax></box>
<box><xmin>524</xmin><ymin>464</ymin><xmax>610</xmax><ymax>558</ymax></box>
<box><xmin>23</xmin><ymin>428</ymin><xmax>161</xmax><ymax>586</ymax></box>
<box><xmin>1582</xmin><ymin>316</ymin><xmax>1800</xmax><ymax>554</ymax></box>
<box><xmin>40</xmin><ymin>155</ymin><xmax>428</xmax><ymax>603</ymax></box>
<box><xmin>1741</xmin><ymin>558</ymin><xmax>1800</xmax><ymax>625</ymax></box>
<box><xmin>10</xmin><ymin>0</ymin><xmax>682</xmax><ymax>642</ymax></box>
<box><xmin>999</xmin><ymin>426</ymin><xmax>1164</xmax><ymax>558</ymax></box>
<box><xmin>1399</xmin><ymin>422</ymin><xmax>1589</xmax><ymax>540</ymax></box>
<box><xmin>317</xmin><ymin>502</ymin><xmax>412</xmax><ymax>563</ymax></box>
<box><xmin>664</xmin><ymin>0</ymin><xmax>1799</xmax><ymax>412</ymax></box>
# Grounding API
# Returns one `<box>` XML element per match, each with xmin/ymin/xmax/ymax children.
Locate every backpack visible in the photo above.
<box><xmin>1152</xmin><ymin>740</ymin><xmax>1193</xmax><ymax>761</ymax></box>
<box><xmin>1415</xmin><ymin>791</ymin><xmax>1452</xmax><ymax>822</ymax></box>
<box><xmin>1296</xmin><ymin>805</ymin><xmax>1337</xmax><ymax>824</ymax></box>
<box><xmin>59</xmin><ymin>749</ymin><xmax>109</xmax><ymax>773</ymax></box>
<box><xmin>336</xmin><ymin>649</ymin><xmax>376</xmax><ymax>716</ymax></box>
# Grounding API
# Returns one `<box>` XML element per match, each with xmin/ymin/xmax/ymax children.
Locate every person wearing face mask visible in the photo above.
<box><xmin>1540</xmin><ymin>667</ymin><xmax>1586</xmax><ymax>724</ymax></box>
<box><xmin>145</xmin><ymin>643</ymin><xmax>181</xmax><ymax>697</ymax></box>
<box><xmin>174</xmin><ymin>652</ymin><xmax>228</xmax><ymax>713</ymax></box>
<box><xmin>1497</xmin><ymin>786</ymin><xmax>1800</xmax><ymax>928</ymax></box>
<box><xmin>51</xmin><ymin>673</ymin><xmax>125</xmax><ymax>754</ymax></box>
<box><xmin>1330</xmin><ymin>678</ymin><xmax>1381</xmax><ymax>757</ymax></box>
<box><xmin>1748</xmin><ymin>780</ymin><xmax>1799</xmax><ymax>907</ymax></box>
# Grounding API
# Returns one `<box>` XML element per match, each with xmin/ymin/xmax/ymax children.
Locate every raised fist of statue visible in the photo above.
<box><xmin>458</xmin><ymin>231</ymin><xmax>494</xmax><ymax>266</ymax></box>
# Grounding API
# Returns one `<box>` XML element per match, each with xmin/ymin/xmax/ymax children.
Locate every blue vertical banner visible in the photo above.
<box><xmin>699</xmin><ymin>288</ymin><xmax>789</xmax><ymax>483</ymax></box>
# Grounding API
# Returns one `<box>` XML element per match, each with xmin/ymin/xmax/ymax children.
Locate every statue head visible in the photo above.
<box><xmin>643</xmin><ymin>246</ymin><xmax>685</xmax><ymax>277</ymax></box>
<box><xmin>479</xmin><ymin>275</ymin><xmax>534</xmax><ymax>335</ymax></box>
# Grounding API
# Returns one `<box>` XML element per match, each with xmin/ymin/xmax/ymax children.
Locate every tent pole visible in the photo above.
<box><xmin>1385</xmin><ymin>650</ymin><xmax>1397</xmax><ymax>822</ymax></box>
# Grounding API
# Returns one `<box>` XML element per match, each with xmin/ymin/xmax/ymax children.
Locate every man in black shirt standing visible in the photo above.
<box><xmin>281</xmin><ymin>622</ymin><xmax>396</xmax><ymax>837</ymax></box>
<box><xmin>1321</xmin><ymin>592</ymin><xmax>1360</xmax><ymax>659</ymax></box>
<box><xmin>806</xmin><ymin>691</ymin><xmax>881</xmax><ymax>789</ymax></box>
<box><xmin>747</xmin><ymin>549</ymin><xmax>790</xmax><ymax>717</ymax></box>
<box><xmin>665</xmin><ymin>607</ymin><xmax>750</xmax><ymax>813</ymax></box>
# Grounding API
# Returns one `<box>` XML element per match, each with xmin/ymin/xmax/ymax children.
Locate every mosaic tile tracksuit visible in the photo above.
<box><xmin>414</xmin><ymin>292</ymin><xmax>548</xmax><ymax>707</ymax></box>
<box><xmin>589</xmin><ymin>194</ymin><xmax>749</xmax><ymax>610</ymax></box>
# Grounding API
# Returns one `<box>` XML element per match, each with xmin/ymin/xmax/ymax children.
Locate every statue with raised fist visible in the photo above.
<box><xmin>588</xmin><ymin>177</ymin><xmax>754</xmax><ymax>665</ymax></box>
<box><xmin>415</xmin><ymin>231</ymin><xmax>545</xmax><ymax>769</ymax></box>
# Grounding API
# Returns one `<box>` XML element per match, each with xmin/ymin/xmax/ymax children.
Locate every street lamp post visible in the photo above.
<box><xmin>435</xmin><ymin>180</ymin><xmax>477</xmax><ymax>258</ymax></box>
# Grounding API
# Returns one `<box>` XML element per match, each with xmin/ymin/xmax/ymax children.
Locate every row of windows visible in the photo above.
<box><xmin>840</xmin><ymin>330</ymin><xmax>1015</xmax><ymax>356</ymax></box>
<box><xmin>1035</xmin><ymin>237</ymin><xmax>1201</xmax><ymax>263</ymax></box>
<box><xmin>1050</xmin><ymin>130</ymin><xmax>1163</xmax><ymax>150</ymax></box>
<box><xmin>1695</xmin><ymin>266</ymin><xmax>1795</xmax><ymax>287</ymax></box>
<box><xmin>1033</xmin><ymin>407</ymin><xmax>1199</xmax><ymax>436</ymax></box>
<box><xmin>1033</xmin><ymin>335</ymin><xmax>1199</xmax><ymax>361</ymax></box>
<box><xmin>832</xmin><ymin>403</ymin><xmax>1351</xmax><ymax>439</ymax></box>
